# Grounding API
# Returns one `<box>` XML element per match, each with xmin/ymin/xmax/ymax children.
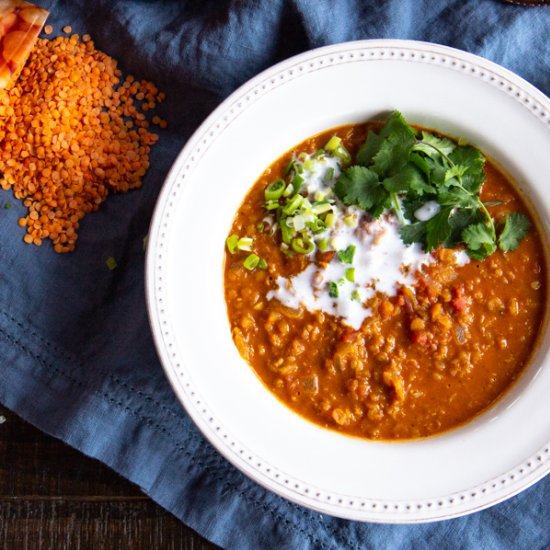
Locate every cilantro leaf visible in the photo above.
<box><xmin>421</xmin><ymin>154</ymin><xmax>448</xmax><ymax>187</ymax></box>
<box><xmin>334</xmin><ymin>166</ymin><xmax>380</xmax><ymax>210</ymax></box>
<box><xmin>498</xmin><ymin>212</ymin><xmax>531</xmax><ymax>251</ymax></box>
<box><xmin>371</xmin><ymin>132</ymin><xmax>415</xmax><ymax>176</ymax></box>
<box><xmin>334</xmin><ymin>166</ymin><xmax>390</xmax><ymax>217</ymax></box>
<box><xmin>380</xmin><ymin>111</ymin><xmax>415</xmax><ymax>140</ymax></box>
<box><xmin>383</xmin><ymin>164</ymin><xmax>434</xmax><ymax>195</ymax></box>
<box><xmin>328</xmin><ymin>281</ymin><xmax>339</xmax><ymax>298</ymax></box>
<box><xmin>371</xmin><ymin>112</ymin><xmax>416</xmax><ymax>176</ymax></box>
<box><xmin>409</xmin><ymin>152</ymin><xmax>432</xmax><ymax>178</ymax></box>
<box><xmin>412</xmin><ymin>131</ymin><xmax>456</xmax><ymax>159</ymax></box>
<box><xmin>369</xmin><ymin>187</ymin><xmax>393</xmax><ymax>218</ymax></box>
<box><xmin>437</xmin><ymin>187</ymin><xmax>478</xmax><ymax>209</ymax></box>
<box><xmin>449</xmin><ymin>146</ymin><xmax>485</xmax><ymax>193</ymax></box>
<box><xmin>446</xmin><ymin>208</ymin><xmax>481</xmax><ymax>247</ymax></box>
<box><xmin>400</xmin><ymin>222</ymin><xmax>426</xmax><ymax>245</ymax></box>
<box><xmin>356</xmin><ymin>132</ymin><xmax>382</xmax><ymax>166</ymax></box>
<box><xmin>420</xmin><ymin>131</ymin><xmax>456</xmax><ymax>155</ymax></box>
<box><xmin>337</xmin><ymin>245</ymin><xmax>356</xmax><ymax>264</ymax></box>
<box><xmin>356</xmin><ymin>112</ymin><xmax>415</xmax><ymax>169</ymax></box>
<box><xmin>462</xmin><ymin>222</ymin><xmax>497</xmax><ymax>260</ymax></box>
<box><xmin>425</xmin><ymin>206</ymin><xmax>452</xmax><ymax>251</ymax></box>
<box><xmin>443</xmin><ymin>164</ymin><xmax>469</xmax><ymax>186</ymax></box>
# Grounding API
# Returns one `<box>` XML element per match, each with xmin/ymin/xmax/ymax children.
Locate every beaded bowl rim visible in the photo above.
<box><xmin>146</xmin><ymin>40</ymin><xmax>550</xmax><ymax>523</ymax></box>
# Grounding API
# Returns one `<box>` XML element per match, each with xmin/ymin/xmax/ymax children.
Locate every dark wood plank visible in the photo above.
<box><xmin>0</xmin><ymin>406</ymin><xmax>141</xmax><ymax>498</ymax></box>
<box><xmin>0</xmin><ymin>405</ymin><xmax>219</xmax><ymax>550</ymax></box>
<box><xmin>0</xmin><ymin>500</ymin><xmax>218</xmax><ymax>550</ymax></box>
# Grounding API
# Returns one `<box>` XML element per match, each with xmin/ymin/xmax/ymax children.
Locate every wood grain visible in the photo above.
<box><xmin>0</xmin><ymin>405</ymin><xmax>219</xmax><ymax>549</ymax></box>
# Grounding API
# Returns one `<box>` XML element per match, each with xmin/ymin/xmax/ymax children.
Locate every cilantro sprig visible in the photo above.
<box><xmin>334</xmin><ymin>111</ymin><xmax>531</xmax><ymax>259</ymax></box>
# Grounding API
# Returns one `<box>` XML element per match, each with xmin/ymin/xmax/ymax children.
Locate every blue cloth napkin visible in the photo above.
<box><xmin>1</xmin><ymin>0</ymin><xmax>549</xmax><ymax>548</ymax></box>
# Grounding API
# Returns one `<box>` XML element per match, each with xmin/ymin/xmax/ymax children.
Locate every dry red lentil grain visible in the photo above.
<box><xmin>0</xmin><ymin>33</ymin><xmax>165</xmax><ymax>252</ymax></box>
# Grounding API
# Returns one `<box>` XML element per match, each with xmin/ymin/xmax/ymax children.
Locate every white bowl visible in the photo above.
<box><xmin>146</xmin><ymin>40</ymin><xmax>550</xmax><ymax>523</ymax></box>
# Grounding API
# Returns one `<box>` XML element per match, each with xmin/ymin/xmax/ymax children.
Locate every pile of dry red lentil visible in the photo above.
<box><xmin>0</xmin><ymin>26</ymin><xmax>166</xmax><ymax>252</ymax></box>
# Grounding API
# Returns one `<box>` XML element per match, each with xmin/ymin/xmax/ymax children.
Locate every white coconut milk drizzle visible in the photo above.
<box><xmin>266</xmin><ymin>153</ymin><xmax>469</xmax><ymax>329</ymax></box>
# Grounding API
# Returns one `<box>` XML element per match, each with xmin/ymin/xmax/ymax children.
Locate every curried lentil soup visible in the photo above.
<box><xmin>224</xmin><ymin>119</ymin><xmax>546</xmax><ymax>440</ymax></box>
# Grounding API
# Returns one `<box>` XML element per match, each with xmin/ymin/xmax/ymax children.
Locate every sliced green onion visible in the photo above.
<box><xmin>311</xmin><ymin>201</ymin><xmax>332</xmax><ymax>215</ymax></box>
<box><xmin>325</xmin><ymin>135</ymin><xmax>351</xmax><ymax>165</ymax></box>
<box><xmin>351</xmin><ymin>289</ymin><xmax>361</xmax><ymax>301</ymax></box>
<box><xmin>307</xmin><ymin>218</ymin><xmax>327</xmax><ymax>234</ymax></box>
<box><xmin>291</xmin><ymin>174</ymin><xmax>304</xmax><ymax>194</ymax></box>
<box><xmin>237</xmin><ymin>237</ymin><xmax>254</xmax><ymax>251</ymax></box>
<box><xmin>257</xmin><ymin>222</ymin><xmax>265</xmax><ymax>232</ymax></box>
<box><xmin>106</xmin><ymin>256</ymin><xmax>117</xmax><ymax>270</ymax></box>
<box><xmin>317</xmin><ymin>238</ymin><xmax>330</xmax><ymax>252</ymax></box>
<box><xmin>337</xmin><ymin>148</ymin><xmax>352</xmax><ymax>165</ymax></box>
<box><xmin>328</xmin><ymin>282</ymin><xmax>339</xmax><ymax>298</ymax></box>
<box><xmin>344</xmin><ymin>214</ymin><xmax>358</xmax><ymax>228</ymax></box>
<box><xmin>243</xmin><ymin>253</ymin><xmax>260</xmax><ymax>270</ymax></box>
<box><xmin>4</xmin><ymin>202</ymin><xmax>11</xmax><ymax>209</ymax></box>
<box><xmin>142</xmin><ymin>234</ymin><xmax>149</xmax><ymax>252</ymax></box>
<box><xmin>283</xmin><ymin>184</ymin><xmax>294</xmax><ymax>197</ymax></box>
<box><xmin>314</xmin><ymin>190</ymin><xmax>326</xmax><ymax>201</ymax></box>
<box><xmin>291</xmin><ymin>237</ymin><xmax>314</xmax><ymax>254</ymax></box>
<box><xmin>258</xmin><ymin>258</ymin><xmax>268</xmax><ymax>270</ymax></box>
<box><xmin>304</xmin><ymin>159</ymin><xmax>315</xmax><ymax>170</ymax></box>
<box><xmin>282</xmin><ymin>194</ymin><xmax>303</xmax><ymax>215</ymax></box>
<box><xmin>313</xmin><ymin>148</ymin><xmax>325</xmax><ymax>158</ymax></box>
<box><xmin>265</xmin><ymin>200</ymin><xmax>280</xmax><ymax>211</ymax></box>
<box><xmin>226</xmin><ymin>234</ymin><xmax>239</xmax><ymax>254</ymax></box>
<box><xmin>323</xmin><ymin>167</ymin><xmax>335</xmax><ymax>183</ymax></box>
<box><xmin>280</xmin><ymin>218</ymin><xmax>294</xmax><ymax>244</ymax></box>
<box><xmin>301</xmin><ymin>197</ymin><xmax>312</xmax><ymax>210</ymax></box>
<box><xmin>284</xmin><ymin>159</ymin><xmax>295</xmax><ymax>176</ymax></box>
<box><xmin>325</xmin><ymin>212</ymin><xmax>335</xmax><ymax>227</ymax></box>
<box><xmin>265</xmin><ymin>179</ymin><xmax>285</xmax><ymax>200</ymax></box>
<box><xmin>289</xmin><ymin>214</ymin><xmax>307</xmax><ymax>231</ymax></box>
<box><xmin>345</xmin><ymin>267</ymin><xmax>355</xmax><ymax>282</ymax></box>
<box><xmin>325</xmin><ymin>136</ymin><xmax>342</xmax><ymax>151</ymax></box>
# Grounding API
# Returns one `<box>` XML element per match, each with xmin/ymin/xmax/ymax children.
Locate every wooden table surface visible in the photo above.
<box><xmin>0</xmin><ymin>404</ymin><xmax>219</xmax><ymax>549</ymax></box>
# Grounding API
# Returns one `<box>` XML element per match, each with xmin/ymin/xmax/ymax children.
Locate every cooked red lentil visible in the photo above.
<box><xmin>0</xmin><ymin>31</ymin><xmax>166</xmax><ymax>252</ymax></box>
<box><xmin>224</xmin><ymin>123</ymin><xmax>546</xmax><ymax>440</ymax></box>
